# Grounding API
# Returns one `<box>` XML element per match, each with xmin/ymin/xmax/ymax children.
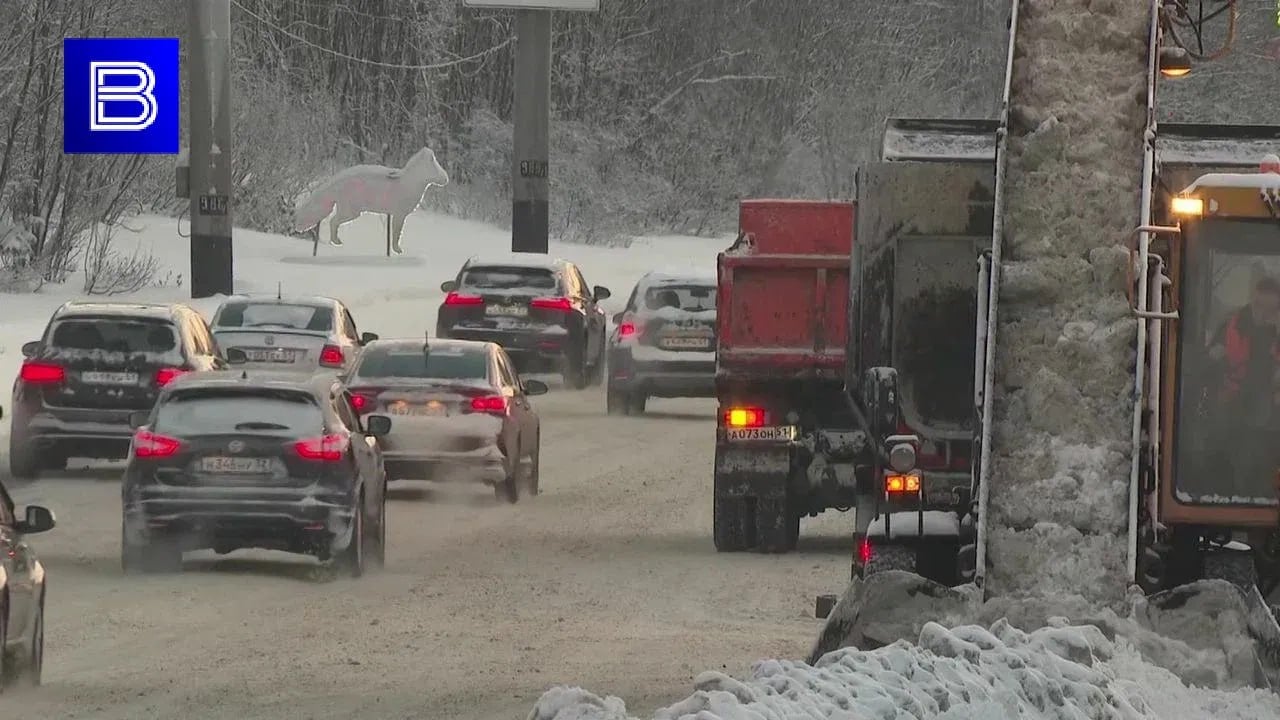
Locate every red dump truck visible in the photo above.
<box><xmin>713</xmin><ymin>119</ymin><xmax>996</xmax><ymax>584</ymax></box>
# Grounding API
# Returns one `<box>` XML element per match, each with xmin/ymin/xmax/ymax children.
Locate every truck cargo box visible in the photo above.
<box><xmin>716</xmin><ymin>199</ymin><xmax>855</xmax><ymax>381</ymax></box>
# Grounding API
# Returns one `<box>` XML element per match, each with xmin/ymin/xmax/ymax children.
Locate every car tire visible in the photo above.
<box><xmin>585</xmin><ymin>339</ymin><xmax>605</xmax><ymax>387</ymax></box>
<box><xmin>8</xmin><ymin>595</ymin><xmax>43</xmax><ymax>688</ymax></box>
<box><xmin>8</xmin><ymin>430</ymin><xmax>40</xmax><ymax>480</ymax></box>
<box><xmin>372</xmin><ymin>490</ymin><xmax>387</xmax><ymax>569</ymax></box>
<box><xmin>496</xmin><ymin>461</ymin><xmax>520</xmax><ymax>504</ymax></box>
<box><xmin>713</xmin><ymin>494</ymin><xmax>751</xmax><ymax>552</ymax></box>
<box><xmin>606</xmin><ymin>385</ymin><xmax>629</xmax><ymax>415</ymax></box>
<box><xmin>627</xmin><ymin>392</ymin><xmax>647</xmax><ymax>415</ymax></box>
<box><xmin>336</xmin><ymin>495</ymin><xmax>366</xmax><ymax>578</ymax></box>
<box><xmin>121</xmin><ymin>531</ymin><xmax>183</xmax><ymax>574</ymax></box>
<box><xmin>525</xmin><ymin>438</ymin><xmax>540</xmax><ymax>496</ymax></box>
<box><xmin>562</xmin><ymin>341</ymin><xmax>588</xmax><ymax>390</ymax></box>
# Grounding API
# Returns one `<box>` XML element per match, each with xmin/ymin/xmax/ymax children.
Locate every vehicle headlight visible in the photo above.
<box><xmin>888</xmin><ymin>442</ymin><xmax>916</xmax><ymax>473</ymax></box>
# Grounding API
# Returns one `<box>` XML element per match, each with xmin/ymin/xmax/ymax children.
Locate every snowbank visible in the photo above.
<box><xmin>530</xmin><ymin>617</ymin><xmax>1280</xmax><ymax>720</ymax></box>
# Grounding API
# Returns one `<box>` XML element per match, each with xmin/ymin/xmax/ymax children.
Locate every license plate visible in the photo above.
<box><xmin>243</xmin><ymin>348</ymin><xmax>298</xmax><ymax>363</ymax></box>
<box><xmin>658</xmin><ymin>336</ymin><xmax>711</xmax><ymax>350</ymax></box>
<box><xmin>485</xmin><ymin>304</ymin><xmax>529</xmax><ymax>317</ymax></box>
<box><xmin>725</xmin><ymin>426</ymin><xmax>798</xmax><ymax>442</ymax></box>
<box><xmin>386</xmin><ymin>400</ymin><xmax>447</xmax><ymax>417</ymax></box>
<box><xmin>199</xmin><ymin>456</ymin><xmax>273</xmax><ymax>474</ymax></box>
<box><xmin>80</xmin><ymin>371</ymin><xmax>139</xmax><ymax>385</ymax></box>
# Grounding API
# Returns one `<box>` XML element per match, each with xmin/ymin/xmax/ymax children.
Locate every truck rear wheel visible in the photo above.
<box><xmin>713</xmin><ymin>494</ymin><xmax>751</xmax><ymax>552</ymax></box>
<box><xmin>754</xmin><ymin>495</ymin><xmax>799</xmax><ymax>553</ymax></box>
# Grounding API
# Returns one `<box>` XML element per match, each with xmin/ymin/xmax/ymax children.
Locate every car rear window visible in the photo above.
<box><xmin>354</xmin><ymin>346</ymin><xmax>489</xmax><ymax>380</ymax></box>
<box><xmin>461</xmin><ymin>266</ymin><xmax>558</xmax><ymax>292</ymax></box>
<box><xmin>152</xmin><ymin>389</ymin><xmax>325</xmax><ymax>436</ymax></box>
<box><xmin>215</xmin><ymin>302</ymin><xmax>332</xmax><ymax>332</ymax></box>
<box><xmin>641</xmin><ymin>285</ymin><xmax>716</xmax><ymax>312</ymax></box>
<box><xmin>50</xmin><ymin>318</ymin><xmax>177</xmax><ymax>353</ymax></box>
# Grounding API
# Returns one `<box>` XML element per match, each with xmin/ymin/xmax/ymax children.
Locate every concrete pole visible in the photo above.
<box><xmin>511</xmin><ymin>10</ymin><xmax>552</xmax><ymax>254</ymax></box>
<box><xmin>188</xmin><ymin>0</ymin><xmax>234</xmax><ymax>298</ymax></box>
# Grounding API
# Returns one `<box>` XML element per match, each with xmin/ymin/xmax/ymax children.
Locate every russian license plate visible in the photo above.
<box><xmin>386</xmin><ymin>400</ymin><xmax>447</xmax><ymax>417</ymax></box>
<box><xmin>658</xmin><ymin>336</ymin><xmax>711</xmax><ymax>350</ymax></box>
<box><xmin>199</xmin><ymin>456</ymin><xmax>273</xmax><ymax>474</ymax></box>
<box><xmin>486</xmin><ymin>304</ymin><xmax>529</xmax><ymax>317</ymax></box>
<box><xmin>244</xmin><ymin>347</ymin><xmax>298</xmax><ymax>363</ymax></box>
<box><xmin>80</xmin><ymin>371</ymin><xmax>139</xmax><ymax>385</ymax></box>
<box><xmin>725</xmin><ymin>426</ymin><xmax>798</xmax><ymax>442</ymax></box>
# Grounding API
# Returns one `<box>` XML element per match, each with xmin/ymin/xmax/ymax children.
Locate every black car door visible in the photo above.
<box><xmin>494</xmin><ymin>349</ymin><xmax>533</xmax><ymax>448</ymax></box>
<box><xmin>335</xmin><ymin>389</ymin><xmax>382</xmax><ymax>515</ymax></box>
<box><xmin>0</xmin><ymin>484</ymin><xmax>33</xmax><ymax>642</ymax></box>
<box><xmin>569</xmin><ymin>265</ymin><xmax>604</xmax><ymax>362</ymax></box>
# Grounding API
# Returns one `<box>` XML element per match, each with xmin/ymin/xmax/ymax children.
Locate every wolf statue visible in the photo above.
<box><xmin>292</xmin><ymin>147</ymin><xmax>450</xmax><ymax>255</ymax></box>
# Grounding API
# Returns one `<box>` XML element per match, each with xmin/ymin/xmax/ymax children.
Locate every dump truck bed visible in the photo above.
<box><xmin>715</xmin><ymin>200</ymin><xmax>855</xmax><ymax>382</ymax></box>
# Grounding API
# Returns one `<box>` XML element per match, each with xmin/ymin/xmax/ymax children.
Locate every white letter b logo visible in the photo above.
<box><xmin>89</xmin><ymin>61</ymin><xmax>158</xmax><ymax>131</ymax></box>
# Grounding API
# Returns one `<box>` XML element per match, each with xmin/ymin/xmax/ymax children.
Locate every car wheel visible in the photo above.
<box><xmin>17</xmin><ymin>596</ymin><xmax>43</xmax><ymax>687</ymax></box>
<box><xmin>0</xmin><ymin>598</ymin><xmax>7</xmax><ymax>691</ymax></box>
<box><xmin>606</xmin><ymin>383</ymin><xmax>629</xmax><ymax>416</ymax></box>
<box><xmin>496</xmin><ymin>465</ymin><xmax>520</xmax><ymax>504</ymax></box>
<box><xmin>585</xmin><ymin>340</ymin><xmax>605</xmax><ymax>387</ymax></box>
<box><xmin>372</xmin><ymin>490</ymin><xmax>388</xmax><ymax>568</ymax></box>
<box><xmin>337</xmin><ymin>495</ymin><xmax>366</xmax><ymax>578</ymax></box>
<box><xmin>8</xmin><ymin>430</ymin><xmax>40</xmax><ymax>480</ymax></box>
<box><xmin>121</xmin><ymin>523</ymin><xmax>183</xmax><ymax>574</ymax></box>
<box><xmin>525</xmin><ymin>438</ymin><xmax>541</xmax><ymax>496</ymax></box>
<box><xmin>561</xmin><ymin>342</ymin><xmax>588</xmax><ymax>390</ymax></box>
<box><xmin>627</xmin><ymin>392</ymin><xmax>647</xmax><ymax>415</ymax></box>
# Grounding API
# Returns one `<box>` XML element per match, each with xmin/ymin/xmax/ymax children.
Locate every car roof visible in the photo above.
<box><xmin>638</xmin><ymin>270</ymin><xmax>717</xmax><ymax>288</ymax></box>
<box><xmin>217</xmin><ymin>294</ymin><xmax>341</xmax><ymax>310</ymax></box>
<box><xmin>161</xmin><ymin>369</ymin><xmax>337</xmax><ymax>396</ymax></box>
<box><xmin>363</xmin><ymin>337</ymin><xmax>492</xmax><ymax>354</ymax></box>
<box><xmin>463</xmin><ymin>252</ymin><xmax>566</xmax><ymax>271</ymax></box>
<box><xmin>54</xmin><ymin>301</ymin><xmax>184</xmax><ymax>321</ymax></box>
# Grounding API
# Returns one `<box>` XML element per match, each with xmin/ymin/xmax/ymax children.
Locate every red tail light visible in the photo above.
<box><xmin>154</xmin><ymin>367</ymin><xmax>187</xmax><ymax>387</ymax></box>
<box><xmin>292</xmin><ymin>433</ymin><xmax>349</xmax><ymax>462</ymax></box>
<box><xmin>531</xmin><ymin>297</ymin><xmax>572</xmax><ymax>312</ymax></box>
<box><xmin>19</xmin><ymin>361</ymin><xmax>65</xmax><ymax>384</ymax></box>
<box><xmin>858</xmin><ymin>537</ymin><xmax>872</xmax><ymax>565</ymax></box>
<box><xmin>469</xmin><ymin>395</ymin><xmax>508</xmax><ymax>416</ymax></box>
<box><xmin>723</xmin><ymin>407</ymin><xmax>766</xmax><ymax>428</ymax></box>
<box><xmin>133</xmin><ymin>429</ymin><xmax>183</xmax><ymax>458</ymax></box>
<box><xmin>444</xmin><ymin>291</ymin><xmax>484</xmax><ymax>306</ymax></box>
<box><xmin>348</xmin><ymin>388</ymin><xmax>380</xmax><ymax>414</ymax></box>
<box><xmin>618</xmin><ymin>316</ymin><xmax>643</xmax><ymax>338</ymax></box>
<box><xmin>319</xmin><ymin>344</ymin><xmax>344</xmax><ymax>368</ymax></box>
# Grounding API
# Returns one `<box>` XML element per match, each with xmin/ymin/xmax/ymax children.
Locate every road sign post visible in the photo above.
<box><xmin>188</xmin><ymin>0</ymin><xmax>234</xmax><ymax>299</ymax></box>
<box><xmin>462</xmin><ymin>0</ymin><xmax>600</xmax><ymax>254</ymax></box>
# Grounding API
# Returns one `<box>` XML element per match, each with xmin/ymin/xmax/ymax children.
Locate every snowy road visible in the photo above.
<box><xmin>0</xmin><ymin>387</ymin><xmax>853</xmax><ymax>719</ymax></box>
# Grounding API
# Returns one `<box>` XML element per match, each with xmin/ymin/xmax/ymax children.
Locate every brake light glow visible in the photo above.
<box><xmin>292</xmin><ymin>433</ymin><xmax>349</xmax><ymax>462</ymax></box>
<box><xmin>885</xmin><ymin>473</ymin><xmax>921</xmax><ymax>493</ymax></box>
<box><xmin>858</xmin><ymin>537</ymin><xmax>872</xmax><ymax>565</ymax></box>
<box><xmin>133</xmin><ymin>429</ymin><xmax>183</xmax><ymax>458</ymax></box>
<box><xmin>469</xmin><ymin>395</ymin><xmax>508</xmax><ymax>415</ymax></box>
<box><xmin>349</xmin><ymin>390</ymin><xmax>379</xmax><ymax>413</ymax></box>
<box><xmin>530</xmin><ymin>297</ymin><xmax>572</xmax><ymax>312</ymax></box>
<box><xmin>154</xmin><ymin>367</ymin><xmax>187</xmax><ymax>387</ymax></box>
<box><xmin>319</xmin><ymin>344</ymin><xmax>344</xmax><ymax>368</ymax></box>
<box><xmin>724</xmin><ymin>407</ymin><xmax>765</xmax><ymax>428</ymax></box>
<box><xmin>19</xmin><ymin>361</ymin><xmax>65</xmax><ymax>384</ymax></box>
<box><xmin>618</xmin><ymin>319</ymin><xmax>642</xmax><ymax>338</ymax></box>
<box><xmin>444</xmin><ymin>291</ymin><xmax>484</xmax><ymax>306</ymax></box>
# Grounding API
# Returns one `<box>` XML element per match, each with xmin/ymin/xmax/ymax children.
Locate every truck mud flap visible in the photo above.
<box><xmin>1138</xmin><ymin>580</ymin><xmax>1280</xmax><ymax>692</ymax></box>
<box><xmin>714</xmin><ymin>446</ymin><xmax>791</xmax><ymax>498</ymax></box>
<box><xmin>808</xmin><ymin>570</ymin><xmax>978</xmax><ymax>664</ymax></box>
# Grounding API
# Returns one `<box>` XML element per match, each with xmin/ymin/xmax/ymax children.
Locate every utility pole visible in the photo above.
<box><xmin>187</xmin><ymin>0</ymin><xmax>234</xmax><ymax>298</ymax></box>
<box><xmin>511</xmin><ymin>10</ymin><xmax>552</xmax><ymax>254</ymax></box>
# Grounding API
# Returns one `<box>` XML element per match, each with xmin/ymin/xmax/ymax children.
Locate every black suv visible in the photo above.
<box><xmin>436</xmin><ymin>253</ymin><xmax>610</xmax><ymax>389</ymax></box>
<box><xmin>606</xmin><ymin>271</ymin><xmax>717</xmax><ymax>415</ymax></box>
<box><xmin>9</xmin><ymin>301</ymin><xmax>226</xmax><ymax>477</ymax></box>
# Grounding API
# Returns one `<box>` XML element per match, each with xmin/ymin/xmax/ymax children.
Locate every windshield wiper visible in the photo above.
<box><xmin>234</xmin><ymin>421</ymin><xmax>291</xmax><ymax>430</ymax></box>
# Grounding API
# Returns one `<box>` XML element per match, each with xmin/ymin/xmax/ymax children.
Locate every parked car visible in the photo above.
<box><xmin>343</xmin><ymin>337</ymin><xmax>546</xmax><ymax>502</ymax></box>
<box><xmin>606</xmin><ymin>271</ymin><xmax>717</xmax><ymax>415</ymax></box>
<box><xmin>9</xmin><ymin>301</ymin><xmax>226</xmax><ymax>478</ymax></box>
<box><xmin>0</xmin><ymin>476</ymin><xmax>56</xmax><ymax>687</ymax></box>
<box><xmin>435</xmin><ymin>253</ymin><xmax>610</xmax><ymax>389</ymax></box>
<box><xmin>208</xmin><ymin>294</ymin><xmax>377</xmax><ymax>375</ymax></box>
<box><xmin>120</xmin><ymin>366</ymin><xmax>391</xmax><ymax>576</ymax></box>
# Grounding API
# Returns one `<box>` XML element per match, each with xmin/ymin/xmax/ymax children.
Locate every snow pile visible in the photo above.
<box><xmin>988</xmin><ymin>0</ymin><xmax>1150</xmax><ymax>603</ymax></box>
<box><xmin>529</xmin><ymin>616</ymin><xmax>1280</xmax><ymax>720</ymax></box>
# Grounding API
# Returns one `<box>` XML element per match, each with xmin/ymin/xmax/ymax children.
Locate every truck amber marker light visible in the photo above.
<box><xmin>724</xmin><ymin>407</ymin><xmax>765</xmax><ymax>427</ymax></box>
<box><xmin>885</xmin><ymin>474</ymin><xmax>921</xmax><ymax>493</ymax></box>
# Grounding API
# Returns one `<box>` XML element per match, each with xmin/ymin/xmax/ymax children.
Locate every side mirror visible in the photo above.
<box><xmin>21</xmin><ymin>340</ymin><xmax>40</xmax><ymax>357</ymax></box>
<box><xmin>523</xmin><ymin>379</ymin><xmax>549</xmax><ymax>396</ymax></box>
<box><xmin>360</xmin><ymin>332</ymin><xmax>379</xmax><ymax>345</ymax></box>
<box><xmin>17</xmin><ymin>505</ymin><xmax>56</xmax><ymax>535</ymax></box>
<box><xmin>611</xmin><ymin>311</ymin><xmax>624</xmax><ymax>324</ymax></box>
<box><xmin>128</xmin><ymin>410</ymin><xmax>150</xmax><ymax>429</ymax></box>
<box><xmin>440</xmin><ymin>280</ymin><xmax>458</xmax><ymax>293</ymax></box>
<box><xmin>225</xmin><ymin>347</ymin><xmax>248</xmax><ymax>365</ymax></box>
<box><xmin>365</xmin><ymin>414</ymin><xmax>392</xmax><ymax>437</ymax></box>
<box><xmin>593</xmin><ymin>285</ymin><xmax>611</xmax><ymax>301</ymax></box>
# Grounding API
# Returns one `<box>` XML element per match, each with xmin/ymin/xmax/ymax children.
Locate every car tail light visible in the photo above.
<box><xmin>133</xmin><ymin>429</ymin><xmax>183</xmax><ymax>458</ymax></box>
<box><xmin>444</xmin><ymin>291</ymin><xmax>484</xmax><ymax>306</ymax></box>
<box><xmin>618</xmin><ymin>316</ymin><xmax>643</xmax><ymax>339</ymax></box>
<box><xmin>885</xmin><ymin>473</ymin><xmax>921</xmax><ymax>494</ymax></box>
<box><xmin>154</xmin><ymin>367</ymin><xmax>187</xmax><ymax>387</ymax></box>
<box><xmin>19</xmin><ymin>361</ymin><xmax>65</xmax><ymax>384</ymax></box>
<box><xmin>292</xmin><ymin>433</ymin><xmax>349</xmax><ymax>462</ymax></box>
<box><xmin>348</xmin><ymin>388</ymin><xmax>380</xmax><ymax>414</ymax></box>
<box><xmin>858</xmin><ymin>537</ymin><xmax>872</xmax><ymax>565</ymax></box>
<box><xmin>319</xmin><ymin>344</ymin><xmax>344</xmax><ymax>368</ymax></box>
<box><xmin>531</xmin><ymin>297</ymin><xmax>572</xmax><ymax>312</ymax></box>
<box><xmin>723</xmin><ymin>407</ymin><xmax>765</xmax><ymax>428</ymax></box>
<box><xmin>469</xmin><ymin>395</ymin><xmax>508</xmax><ymax>416</ymax></box>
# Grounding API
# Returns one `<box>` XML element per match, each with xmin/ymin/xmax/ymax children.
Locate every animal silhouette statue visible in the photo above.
<box><xmin>292</xmin><ymin>147</ymin><xmax>450</xmax><ymax>255</ymax></box>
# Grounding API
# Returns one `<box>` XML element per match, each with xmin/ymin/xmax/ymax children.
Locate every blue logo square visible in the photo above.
<box><xmin>63</xmin><ymin>37</ymin><xmax>180</xmax><ymax>155</ymax></box>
